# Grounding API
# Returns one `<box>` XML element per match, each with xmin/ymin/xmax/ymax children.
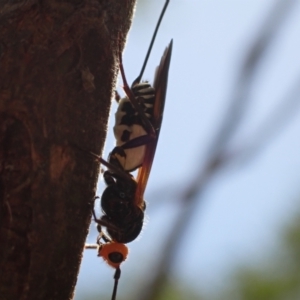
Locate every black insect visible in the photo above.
<box><xmin>86</xmin><ymin>1</ymin><xmax>172</xmax><ymax>299</ymax></box>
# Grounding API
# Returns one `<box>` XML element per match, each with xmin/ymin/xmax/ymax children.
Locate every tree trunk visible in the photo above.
<box><xmin>0</xmin><ymin>1</ymin><xmax>136</xmax><ymax>299</ymax></box>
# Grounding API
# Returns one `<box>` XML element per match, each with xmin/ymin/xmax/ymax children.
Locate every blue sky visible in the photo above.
<box><xmin>76</xmin><ymin>0</ymin><xmax>300</xmax><ymax>298</ymax></box>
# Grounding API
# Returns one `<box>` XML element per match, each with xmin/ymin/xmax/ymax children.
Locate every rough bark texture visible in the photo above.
<box><xmin>0</xmin><ymin>1</ymin><xmax>136</xmax><ymax>299</ymax></box>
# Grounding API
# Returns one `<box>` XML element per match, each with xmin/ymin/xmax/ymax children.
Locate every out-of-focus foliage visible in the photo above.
<box><xmin>220</xmin><ymin>211</ymin><xmax>300</xmax><ymax>300</ymax></box>
<box><xmin>150</xmin><ymin>281</ymin><xmax>203</xmax><ymax>300</ymax></box>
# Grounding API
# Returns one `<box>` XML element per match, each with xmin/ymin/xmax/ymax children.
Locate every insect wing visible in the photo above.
<box><xmin>134</xmin><ymin>40</ymin><xmax>173</xmax><ymax>207</ymax></box>
<box><xmin>153</xmin><ymin>40</ymin><xmax>173</xmax><ymax>135</ymax></box>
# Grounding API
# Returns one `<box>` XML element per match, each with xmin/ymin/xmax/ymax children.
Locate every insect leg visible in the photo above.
<box><xmin>92</xmin><ymin>207</ymin><xmax>120</xmax><ymax>232</ymax></box>
<box><xmin>85</xmin><ymin>230</ymin><xmax>111</xmax><ymax>249</ymax></box>
<box><xmin>95</xmin><ymin>226</ymin><xmax>111</xmax><ymax>244</ymax></box>
<box><xmin>107</xmin><ymin>133</ymin><xmax>155</xmax><ymax>168</ymax></box>
<box><xmin>118</xmin><ymin>50</ymin><xmax>156</xmax><ymax>137</ymax></box>
<box><xmin>88</xmin><ymin>150</ymin><xmax>133</xmax><ymax>183</ymax></box>
<box><xmin>115</xmin><ymin>90</ymin><xmax>121</xmax><ymax>103</ymax></box>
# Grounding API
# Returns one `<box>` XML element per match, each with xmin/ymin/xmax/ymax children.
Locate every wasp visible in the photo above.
<box><xmin>86</xmin><ymin>1</ymin><xmax>172</xmax><ymax>299</ymax></box>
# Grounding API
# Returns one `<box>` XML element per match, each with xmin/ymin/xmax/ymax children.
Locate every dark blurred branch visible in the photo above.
<box><xmin>232</xmin><ymin>74</ymin><xmax>300</xmax><ymax>164</ymax></box>
<box><xmin>138</xmin><ymin>0</ymin><xmax>298</xmax><ymax>299</ymax></box>
<box><xmin>205</xmin><ymin>0</ymin><xmax>295</xmax><ymax>160</ymax></box>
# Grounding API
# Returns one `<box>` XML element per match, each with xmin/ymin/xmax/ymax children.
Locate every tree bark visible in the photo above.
<box><xmin>0</xmin><ymin>1</ymin><xmax>136</xmax><ymax>299</ymax></box>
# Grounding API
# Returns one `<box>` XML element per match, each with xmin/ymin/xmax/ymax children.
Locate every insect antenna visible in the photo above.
<box><xmin>132</xmin><ymin>0</ymin><xmax>170</xmax><ymax>86</ymax></box>
<box><xmin>111</xmin><ymin>267</ymin><xmax>121</xmax><ymax>300</ymax></box>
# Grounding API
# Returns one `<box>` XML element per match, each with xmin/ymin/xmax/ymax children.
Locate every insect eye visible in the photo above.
<box><xmin>108</xmin><ymin>252</ymin><xmax>124</xmax><ymax>264</ymax></box>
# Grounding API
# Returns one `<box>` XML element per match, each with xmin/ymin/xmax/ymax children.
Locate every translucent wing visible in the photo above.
<box><xmin>134</xmin><ymin>40</ymin><xmax>173</xmax><ymax>208</ymax></box>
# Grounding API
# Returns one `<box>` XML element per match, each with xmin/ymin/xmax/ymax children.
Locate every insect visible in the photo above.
<box><xmin>86</xmin><ymin>1</ymin><xmax>172</xmax><ymax>299</ymax></box>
